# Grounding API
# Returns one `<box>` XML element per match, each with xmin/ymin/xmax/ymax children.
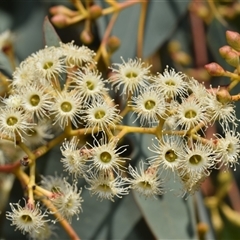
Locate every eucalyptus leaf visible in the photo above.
<box><xmin>0</xmin><ymin>9</ymin><xmax>12</xmax><ymax>32</ymax></box>
<box><xmin>195</xmin><ymin>192</ymin><xmax>215</xmax><ymax>240</ymax></box>
<box><xmin>143</xmin><ymin>1</ymin><xmax>190</xmax><ymax>58</ymax></box>
<box><xmin>43</xmin><ymin>16</ymin><xmax>61</xmax><ymax>47</ymax></box>
<box><xmin>133</xmin><ymin>189</ymin><xmax>197</xmax><ymax>239</ymax></box>
<box><xmin>0</xmin><ymin>51</ymin><xmax>13</xmax><ymax>75</ymax></box>
<box><xmin>96</xmin><ymin>1</ymin><xmax>190</xmax><ymax>62</ymax></box>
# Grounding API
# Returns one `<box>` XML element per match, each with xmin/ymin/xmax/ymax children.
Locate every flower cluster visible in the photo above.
<box><xmin>0</xmin><ymin>42</ymin><xmax>122</xmax><ymax>146</ymax></box>
<box><xmin>2</xmin><ymin>33</ymin><xmax>240</xmax><ymax>239</ymax></box>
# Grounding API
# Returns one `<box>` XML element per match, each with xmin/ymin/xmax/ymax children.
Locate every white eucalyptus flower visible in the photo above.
<box><xmin>6</xmin><ymin>200</ymin><xmax>49</xmax><ymax>235</ymax></box>
<box><xmin>109</xmin><ymin>57</ymin><xmax>151</xmax><ymax>95</ymax></box>
<box><xmin>127</xmin><ymin>160</ymin><xmax>164</xmax><ymax>198</ymax></box>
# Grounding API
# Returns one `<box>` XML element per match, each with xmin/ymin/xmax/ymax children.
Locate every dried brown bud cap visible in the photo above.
<box><xmin>197</xmin><ymin>222</ymin><xmax>209</xmax><ymax>239</ymax></box>
<box><xmin>204</xmin><ymin>62</ymin><xmax>225</xmax><ymax>76</ymax></box>
<box><xmin>216</xmin><ymin>88</ymin><xmax>232</xmax><ymax>104</ymax></box>
<box><xmin>107</xmin><ymin>36</ymin><xmax>121</xmax><ymax>53</ymax></box>
<box><xmin>226</xmin><ymin>30</ymin><xmax>240</xmax><ymax>51</ymax></box>
<box><xmin>89</xmin><ymin>5</ymin><xmax>102</xmax><ymax>19</ymax></box>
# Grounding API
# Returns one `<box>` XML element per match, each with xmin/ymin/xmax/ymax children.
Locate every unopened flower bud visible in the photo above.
<box><xmin>89</xmin><ymin>5</ymin><xmax>102</xmax><ymax>19</ymax></box>
<box><xmin>219</xmin><ymin>46</ymin><xmax>239</xmax><ymax>67</ymax></box>
<box><xmin>216</xmin><ymin>88</ymin><xmax>232</xmax><ymax>104</ymax></box>
<box><xmin>197</xmin><ymin>5</ymin><xmax>210</xmax><ymax>19</ymax></box>
<box><xmin>168</xmin><ymin>41</ymin><xmax>181</xmax><ymax>53</ymax></box>
<box><xmin>107</xmin><ymin>36</ymin><xmax>121</xmax><ymax>53</ymax></box>
<box><xmin>219</xmin><ymin>45</ymin><xmax>232</xmax><ymax>58</ymax></box>
<box><xmin>51</xmin><ymin>14</ymin><xmax>69</xmax><ymax>28</ymax></box>
<box><xmin>50</xmin><ymin>5</ymin><xmax>77</xmax><ymax>17</ymax></box>
<box><xmin>174</xmin><ymin>51</ymin><xmax>191</xmax><ymax>66</ymax></box>
<box><xmin>226</xmin><ymin>30</ymin><xmax>240</xmax><ymax>51</ymax></box>
<box><xmin>80</xmin><ymin>30</ymin><xmax>93</xmax><ymax>45</ymax></box>
<box><xmin>204</xmin><ymin>62</ymin><xmax>225</xmax><ymax>76</ymax></box>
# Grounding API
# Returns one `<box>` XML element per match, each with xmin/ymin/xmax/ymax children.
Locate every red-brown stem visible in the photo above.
<box><xmin>0</xmin><ymin>160</ymin><xmax>21</xmax><ymax>173</ymax></box>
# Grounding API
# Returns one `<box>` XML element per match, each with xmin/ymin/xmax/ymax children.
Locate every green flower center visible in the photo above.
<box><xmin>30</xmin><ymin>94</ymin><xmax>40</xmax><ymax>106</ymax></box>
<box><xmin>68</xmin><ymin>57</ymin><xmax>75</xmax><ymax>66</ymax></box>
<box><xmin>99</xmin><ymin>184</ymin><xmax>111</xmax><ymax>191</ymax></box>
<box><xmin>144</xmin><ymin>100</ymin><xmax>156</xmax><ymax>110</ymax></box>
<box><xmin>66</xmin><ymin>199</ymin><xmax>73</xmax><ymax>208</ymax></box>
<box><xmin>139</xmin><ymin>181</ymin><xmax>151</xmax><ymax>188</ymax></box>
<box><xmin>61</xmin><ymin>102</ymin><xmax>72</xmax><ymax>112</ymax></box>
<box><xmin>165</xmin><ymin>149</ymin><xmax>177</xmax><ymax>163</ymax></box>
<box><xmin>86</xmin><ymin>81</ymin><xmax>95</xmax><ymax>91</ymax></box>
<box><xmin>185</xmin><ymin>110</ymin><xmax>197</xmax><ymax>119</ymax></box>
<box><xmin>21</xmin><ymin>214</ymin><xmax>33</xmax><ymax>223</ymax></box>
<box><xmin>7</xmin><ymin>116</ymin><xmax>18</xmax><ymax>126</ymax></box>
<box><xmin>227</xmin><ymin>143</ymin><xmax>234</xmax><ymax>154</ymax></box>
<box><xmin>125</xmin><ymin>72</ymin><xmax>138</xmax><ymax>78</ymax></box>
<box><xmin>165</xmin><ymin>80</ymin><xmax>176</xmax><ymax>86</ymax></box>
<box><xmin>43</xmin><ymin>61</ymin><xmax>53</xmax><ymax>69</ymax></box>
<box><xmin>94</xmin><ymin>110</ymin><xmax>106</xmax><ymax>119</ymax></box>
<box><xmin>189</xmin><ymin>154</ymin><xmax>202</xmax><ymax>165</ymax></box>
<box><xmin>100</xmin><ymin>151</ymin><xmax>112</xmax><ymax>163</ymax></box>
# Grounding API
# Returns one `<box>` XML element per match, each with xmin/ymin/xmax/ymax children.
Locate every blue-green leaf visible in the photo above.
<box><xmin>96</xmin><ymin>1</ymin><xmax>190</xmax><ymax>62</ymax></box>
<box><xmin>133</xmin><ymin>182</ymin><xmax>197</xmax><ymax>239</ymax></box>
<box><xmin>143</xmin><ymin>1</ymin><xmax>190</xmax><ymax>58</ymax></box>
<box><xmin>43</xmin><ymin>16</ymin><xmax>61</xmax><ymax>47</ymax></box>
<box><xmin>0</xmin><ymin>51</ymin><xmax>13</xmax><ymax>75</ymax></box>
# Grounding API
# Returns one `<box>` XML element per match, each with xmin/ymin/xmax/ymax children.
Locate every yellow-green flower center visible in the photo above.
<box><xmin>86</xmin><ymin>81</ymin><xmax>94</xmax><ymax>91</ymax></box>
<box><xmin>94</xmin><ymin>110</ymin><xmax>106</xmax><ymax>119</ymax></box>
<box><xmin>68</xmin><ymin>57</ymin><xmax>75</xmax><ymax>66</ymax></box>
<box><xmin>189</xmin><ymin>154</ymin><xmax>202</xmax><ymax>165</ymax></box>
<box><xmin>30</xmin><ymin>94</ymin><xmax>40</xmax><ymax>106</ymax></box>
<box><xmin>165</xmin><ymin>80</ymin><xmax>176</xmax><ymax>86</ymax></box>
<box><xmin>227</xmin><ymin>143</ymin><xmax>234</xmax><ymax>154</ymax></box>
<box><xmin>61</xmin><ymin>102</ymin><xmax>72</xmax><ymax>112</ymax></box>
<box><xmin>21</xmin><ymin>214</ymin><xmax>33</xmax><ymax>223</ymax></box>
<box><xmin>126</xmin><ymin>71</ymin><xmax>138</xmax><ymax>78</ymax></box>
<box><xmin>43</xmin><ymin>61</ymin><xmax>53</xmax><ymax>69</ymax></box>
<box><xmin>7</xmin><ymin>116</ymin><xmax>18</xmax><ymax>126</ymax></box>
<box><xmin>144</xmin><ymin>100</ymin><xmax>156</xmax><ymax>110</ymax></box>
<box><xmin>99</xmin><ymin>184</ymin><xmax>111</xmax><ymax>191</ymax></box>
<box><xmin>165</xmin><ymin>149</ymin><xmax>177</xmax><ymax>163</ymax></box>
<box><xmin>185</xmin><ymin>110</ymin><xmax>197</xmax><ymax>119</ymax></box>
<box><xmin>139</xmin><ymin>181</ymin><xmax>151</xmax><ymax>188</ymax></box>
<box><xmin>66</xmin><ymin>199</ymin><xmax>73</xmax><ymax>208</ymax></box>
<box><xmin>100</xmin><ymin>151</ymin><xmax>112</xmax><ymax>163</ymax></box>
